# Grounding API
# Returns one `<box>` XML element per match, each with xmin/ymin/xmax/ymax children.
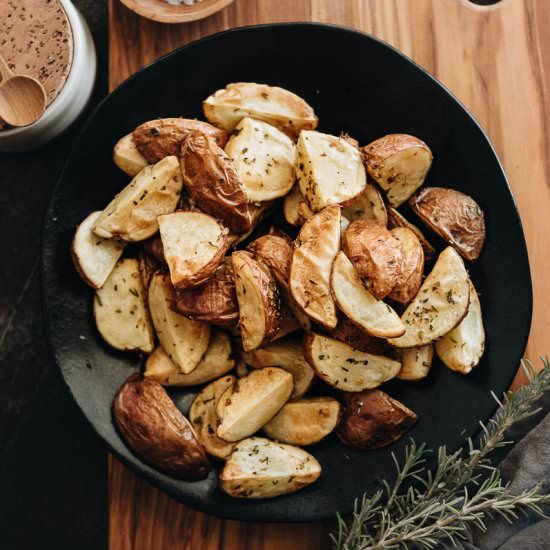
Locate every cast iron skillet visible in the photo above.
<box><xmin>42</xmin><ymin>23</ymin><xmax>532</xmax><ymax>522</ymax></box>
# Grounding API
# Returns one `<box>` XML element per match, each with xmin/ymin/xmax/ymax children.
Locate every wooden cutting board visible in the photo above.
<box><xmin>108</xmin><ymin>0</ymin><xmax>550</xmax><ymax>548</ymax></box>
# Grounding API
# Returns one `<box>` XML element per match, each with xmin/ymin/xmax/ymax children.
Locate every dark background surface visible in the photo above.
<box><xmin>0</xmin><ymin>2</ymin><xmax>108</xmax><ymax>549</ymax></box>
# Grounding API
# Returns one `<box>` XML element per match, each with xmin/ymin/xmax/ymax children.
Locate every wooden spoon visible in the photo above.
<box><xmin>0</xmin><ymin>53</ymin><xmax>47</xmax><ymax>128</ymax></box>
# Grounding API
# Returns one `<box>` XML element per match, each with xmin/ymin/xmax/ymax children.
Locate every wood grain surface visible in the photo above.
<box><xmin>108</xmin><ymin>0</ymin><xmax>550</xmax><ymax>548</ymax></box>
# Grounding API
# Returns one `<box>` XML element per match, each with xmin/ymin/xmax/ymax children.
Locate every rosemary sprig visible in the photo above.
<box><xmin>333</xmin><ymin>358</ymin><xmax>550</xmax><ymax>550</ymax></box>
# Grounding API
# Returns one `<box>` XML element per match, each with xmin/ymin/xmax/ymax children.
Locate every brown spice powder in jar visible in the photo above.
<box><xmin>0</xmin><ymin>0</ymin><xmax>74</xmax><ymax>129</ymax></box>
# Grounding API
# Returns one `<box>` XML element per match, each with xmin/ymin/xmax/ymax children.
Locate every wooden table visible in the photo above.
<box><xmin>108</xmin><ymin>0</ymin><xmax>550</xmax><ymax>547</ymax></box>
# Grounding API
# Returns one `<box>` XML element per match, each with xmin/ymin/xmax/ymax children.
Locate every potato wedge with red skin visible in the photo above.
<box><xmin>216</xmin><ymin>367</ymin><xmax>293</xmax><ymax>442</ymax></box>
<box><xmin>388</xmin><ymin>227</ymin><xmax>424</xmax><ymax>304</ymax></box>
<box><xmin>362</xmin><ymin>134</ymin><xmax>433</xmax><ymax>207</ymax></box>
<box><xmin>329</xmin><ymin>318</ymin><xmax>390</xmax><ymax>355</ymax></box>
<box><xmin>113</xmin><ymin>133</ymin><xmax>148</xmax><ymax>177</ymax></box>
<box><xmin>290</xmin><ymin>205</ymin><xmax>340</xmax><ymax>329</ymax></box>
<box><xmin>144</xmin><ymin>330</ymin><xmax>234</xmax><ymax>387</ymax></box>
<box><xmin>158</xmin><ymin>211</ymin><xmax>228</xmax><ymax>289</ymax></box>
<box><xmin>342</xmin><ymin>182</ymin><xmax>388</xmax><ymax>226</ymax></box>
<box><xmin>397</xmin><ymin>344</ymin><xmax>434</xmax><ymax>381</ymax></box>
<box><xmin>387</xmin><ymin>207</ymin><xmax>436</xmax><ymax>262</ymax></box>
<box><xmin>232</xmin><ymin>250</ymin><xmax>281</xmax><ymax>352</ymax></box>
<box><xmin>203</xmin><ymin>82</ymin><xmax>318</xmax><ymax>139</ymax></box>
<box><xmin>343</xmin><ymin>220</ymin><xmax>403</xmax><ymax>300</ymax></box>
<box><xmin>172</xmin><ymin>258</ymin><xmax>238</xmax><ymax>326</ymax></box>
<box><xmin>189</xmin><ymin>376</ymin><xmax>237</xmax><ymax>460</ymax></box>
<box><xmin>337</xmin><ymin>389</ymin><xmax>418</xmax><ymax>450</ymax></box>
<box><xmin>410</xmin><ymin>187</ymin><xmax>486</xmax><ymax>261</ymax></box>
<box><xmin>263</xmin><ymin>397</ymin><xmax>341</xmax><ymax>446</ymax></box>
<box><xmin>303</xmin><ymin>333</ymin><xmax>401</xmax><ymax>392</ymax></box>
<box><xmin>219</xmin><ymin>437</ymin><xmax>321</xmax><ymax>499</ymax></box>
<box><xmin>388</xmin><ymin>247</ymin><xmax>470</xmax><ymax>348</ymax></box>
<box><xmin>180</xmin><ymin>131</ymin><xmax>252</xmax><ymax>233</ymax></box>
<box><xmin>113</xmin><ymin>374</ymin><xmax>211</xmax><ymax>479</ymax></box>
<box><xmin>246</xmin><ymin>234</ymin><xmax>292</xmax><ymax>286</ymax></box>
<box><xmin>133</xmin><ymin>118</ymin><xmax>227</xmax><ymax>163</ymax></box>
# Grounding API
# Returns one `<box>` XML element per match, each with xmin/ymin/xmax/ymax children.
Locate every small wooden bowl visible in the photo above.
<box><xmin>119</xmin><ymin>0</ymin><xmax>235</xmax><ymax>23</ymax></box>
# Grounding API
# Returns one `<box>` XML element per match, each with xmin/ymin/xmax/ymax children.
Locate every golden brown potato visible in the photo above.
<box><xmin>396</xmin><ymin>344</ymin><xmax>434</xmax><ymax>381</ymax></box>
<box><xmin>246</xmin><ymin>233</ymin><xmax>292</xmax><ymax>286</ymax></box>
<box><xmin>263</xmin><ymin>397</ymin><xmax>341</xmax><ymax>446</ymax></box>
<box><xmin>342</xmin><ymin>182</ymin><xmax>388</xmax><ymax>226</ymax></box>
<box><xmin>133</xmin><ymin>118</ymin><xmax>227</xmax><ymax>163</ymax></box>
<box><xmin>387</xmin><ymin>247</ymin><xmax>470</xmax><ymax>348</ymax></box>
<box><xmin>387</xmin><ymin>207</ymin><xmax>436</xmax><ymax>262</ymax></box>
<box><xmin>219</xmin><ymin>437</ymin><xmax>321</xmax><ymax>499</ymax></box>
<box><xmin>216</xmin><ymin>367</ymin><xmax>293</xmax><ymax>442</ymax></box>
<box><xmin>203</xmin><ymin>82</ymin><xmax>318</xmax><ymax>139</ymax></box>
<box><xmin>180</xmin><ymin>131</ymin><xmax>252</xmax><ymax>233</ymax></box>
<box><xmin>303</xmin><ymin>333</ymin><xmax>401</xmax><ymax>392</ymax></box>
<box><xmin>337</xmin><ymin>389</ymin><xmax>418</xmax><ymax>450</ymax></box>
<box><xmin>144</xmin><ymin>330</ymin><xmax>235</xmax><ymax>386</ymax></box>
<box><xmin>290</xmin><ymin>205</ymin><xmax>341</xmax><ymax>329</ymax></box>
<box><xmin>113</xmin><ymin>133</ymin><xmax>148</xmax><ymax>177</ymax></box>
<box><xmin>388</xmin><ymin>227</ymin><xmax>424</xmax><ymax>304</ymax></box>
<box><xmin>296</xmin><ymin>130</ymin><xmax>366</xmax><ymax>212</ymax></box>
<box><xmin>284</xmin><ymin>185</ymin><xmax>313</xmax><ymax>226</ymax></box>
<box><xmin>227</xmin><ymin>201</ymin><xmax>274</xmax><ymax>248</ymax></box>
<box><xmin>172</xmin><ymin>258</ymin><xmax>238</xmax><ymax>326</ymax></box>
<box><xmin>328</xmin><ymin>318</ymin><xmax>391</xmax><ymax>355</ymax></box>
<box><xmin>72</xmin><ymin>211</ymin><xmax>126</xmax><ymax>289</ymax></box>
<box><xmin>158</xmin><ymin>211</ymin><xmax>228</xmax><ymax>289</ymax></box>
<box><xmin>232</xmin><ymin>250</ymin><xmax>281</xmax><ymax>351</ymax></box>
<box><xmin>362</xmin><ymin>134</ymin><xmax>433</xmax><ymax>207</ymax></box>
<box><xmin>189</xmin><ymin>376</ymin><xmax>237</xmax><ymax>460</ymax></box>
<box><xmin>331</xmin><ymin>251</ymin><xmax>405</xmax><ymax>338</ymax></box>
<box><xmin>224</xmin><ymin>117</ymin><xmax>296</xmax><ymax>201</ymax></box>
<box><xmin>272</xmin><ymin>303</ymin><xmax>301</xmax><ymax>340</ymax></box>
<box><xmin>113</xmin><ymin>374</ymin><xmax>211</xmax><ymax>479</ymax></box>
<box><xmin>343</xmin><ymin>220</ymin><xmax>403</xmax><ymax>300</ymax></box>
<box><xmin>410</xmin><ymin>187</ymin><xmax>486</xmax><ymax>261</ymax></box>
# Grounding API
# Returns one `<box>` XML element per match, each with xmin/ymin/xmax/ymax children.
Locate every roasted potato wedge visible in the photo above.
<box><xmin>94</xmin><ymin>258</ymin><xmax>154</xmax><ymax>352</ymax></box>
<box><xmin>203</xmin><ymin>82</ymin><xmax>317</xmax><ymax>139</ymax></box>
<box><xmin>227</xmin><ymin>201</ymin><xmax>274</xmax><ymax>247</ymax></box>
<box><xmin>142</xmin><ymin>234</ymin><xmax>165</xmax><ymax>263</ymax></box>
<box><xmin>246</xmin><ymin>233</ymin><xmax>292</xmax><ymax>286</ymax></box>
<box><xmin>331</xmin><ymin>252</ymin><xmax>405</xmax><ymax>338</ymax></box>
<box><xmin>387</xmin><ymin>207</ymin><xmax>436</xmax><ymax>262</ymax></box>
<box><xmin>273</xmin><ymin>303</ymin><xmax>301</xmax><ymax>340</ymax></box>
<box><xmin>148</xmin><ymin>273</ymin><xmax>210</xmax><ymax>373</ymax></box>
<box><xmin>303</xmin><ymin>333</ymin><xmax>401</xmax><ymax>391</ymax></box>
<box><xmin>290</xmin><ymin>205</ymin><xmax>340</xmax><ymax>329</ymax></box>
<box><xmin>133</xmin><ymin>117</ymin><xmax>227</xmax><ymax>163</ymax></box>
<box><xmin>216</xmin><ymin>367</ymin><xmax>293</xmax><ymax>442</ymax></box>
<box><xmin>172</xmin><ymin>258</ymin><xmax>238</xmax><ymax>326</ymax></box>
<box><xmin>435</xmin><ymin>280</ymin><xmax>485</xmax><ymax>374</ymax></box>
<box><xmin>72</xmin><ymin>211</ymin><xmax>125</xmax><ymax>289</ymax></box>
<box><xmin>388</xmin><ymin>227</ymin><xmax>424</xmax><ymax>304</ymax></box>
<box><xmin>397</xmin><ymin>344</ymin><xmax>434</xmax><ymax>381</ymax></box>
<box><xmin>224</xmin><ymin>117</ymin><xmax>296</xmax><ymax>201</ymax></box>
<box><xmin>144</xmin><ymin>330</ymin><xmax>235</xmax><ymax>386</ymax></box>
<box><xmin>241</xmin><ymin>336</ymin><xmax>316</xmax><ymax>400</ymax></box>
<box><xmin>337</xmin><ymin>389</ymin><xmax>418</xmax><ymax>449</ymax></box>
<box><xmin>387</xmin><ymin>247</ymin><xmax>470</xmax><ymax>348</ymax></box>
<box><xmin>219</xmin><ymin>437</ymin><xmax>321</xmax><ymax>499</ymax></box>
<box><xmin>342</xmin><ymin>182</ymin><xmax>388</xmax><ymax>226</ymax></box>
<box><xmin>138</xmin><ymin>249</ymin><xmax>157</xmax><ymax>294</ymax></box>
<box><xmin>263</xmin><ymin>397</ymin><xmax>341</xmax><ymax>446</ymax></box>
<box><xmin>93</xmin><ymin>156</ymin><xmax>183</xmax><ymax>242</ymax></box>
<box><xmin>113</xmin><ymin>133</ymin><xmax>148</xmax><ymax>176</ymax></box>
<box><xmin>180</xmin><ymin>131</ymin><xmax>252</xmax><ymax>233</ymax></box>
<box><xmin>113</xmin><ymin>374</ymin><xmax>210</xmax><ymax>479</ymax></box>
<box><xmin>189</xmin><ymin>376</ymin><xmax>237</xmax><ymax>460</ymax></box>
<box><xmin>343</xmin><ymin>220</ymin><xmax>404</xmax><ymax>300</ymax></box>
<box><xmin>284</xmin><ymin>184</ymin><xmax>313</xmax><ymax>226</ymax></box>
<box><xmin>329</xmin><ymin>318</ymin><xmax>390</xmax><ymax>355</ymax></box>
<box><xmin>158</xmin><ymin>211</ymin><xmax>228</xmax><ymax>289</ymax></box>
<box><xmin>362</xmin><ymin>134</ymin><xmax>433</xmax><ymax>207</ymax></box>
<box><xmin>296</xmin><ymin>130</ymin><xmax>366</xmax><ymax>211</ymax></box>
<box><xmin>410</xmin><ymin>187</ymin><xmax>486</xmax><ymax>261</ymax></box>
<box><xmin>232</xmin><ymin>250</ymin><xmax>281</xmax><ymax>351</ymax></box>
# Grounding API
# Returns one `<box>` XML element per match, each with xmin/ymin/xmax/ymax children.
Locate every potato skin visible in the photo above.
<box><xmin>142</xmin><ymin>234</ymin><xmax>166</xmax><ymax>263</ymax></box>
<box><xmin>410</xmin><ymin>187</ymin><xmax>486</xmax><ymax>261</ymax></box>
<box><xmin>180</xmin><ymin>131</ymin><xmax>252</xmax><ymax>233</ymax></box>
<box><xmin>172</xmin><ymin>258</ymin><xmax>238</xmax><ymax>326</ymax></box>
<box><xmin>246</xmin><ymin>234</ymin><xmax>293</xmax><ymax>286</ymax></box>
<box><xmin>133</xmin><ymin>118</ymin><xmax>227</xmax><ymax>163</ymax></box>
<box><xmin>388</xmin><ymin>227</ymin><xmax>424</xmax><ymax>304</ymax></box>
<box><xmin>387</xmin><ymin>207</ymin><xmax>436</xmax><ymax>262</ymax></box>
<box><xmin>113</xmin><ymin>374</ymin><xmax>211</xmax><ymax>479</ymax></box>
<box><xmin>337</xmin><ymin>389</ymin><xmax>417</xmax><ymax>450</ymax></box>
<box><xmin>343</xmin><ymin>220</ymin><xmax>403</xmax><ymax>300</ymax></box>
<box><xmin>328</xmin><ymin>318</ymin><xmax>390</xmax><ymax>355</ymax></box>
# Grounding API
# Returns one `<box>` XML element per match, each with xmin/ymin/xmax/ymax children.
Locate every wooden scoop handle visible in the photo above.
<box><xmin>0</xmin><ymin>53</ymin><xmax>14</xmax><ymax>85</ymax></box>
